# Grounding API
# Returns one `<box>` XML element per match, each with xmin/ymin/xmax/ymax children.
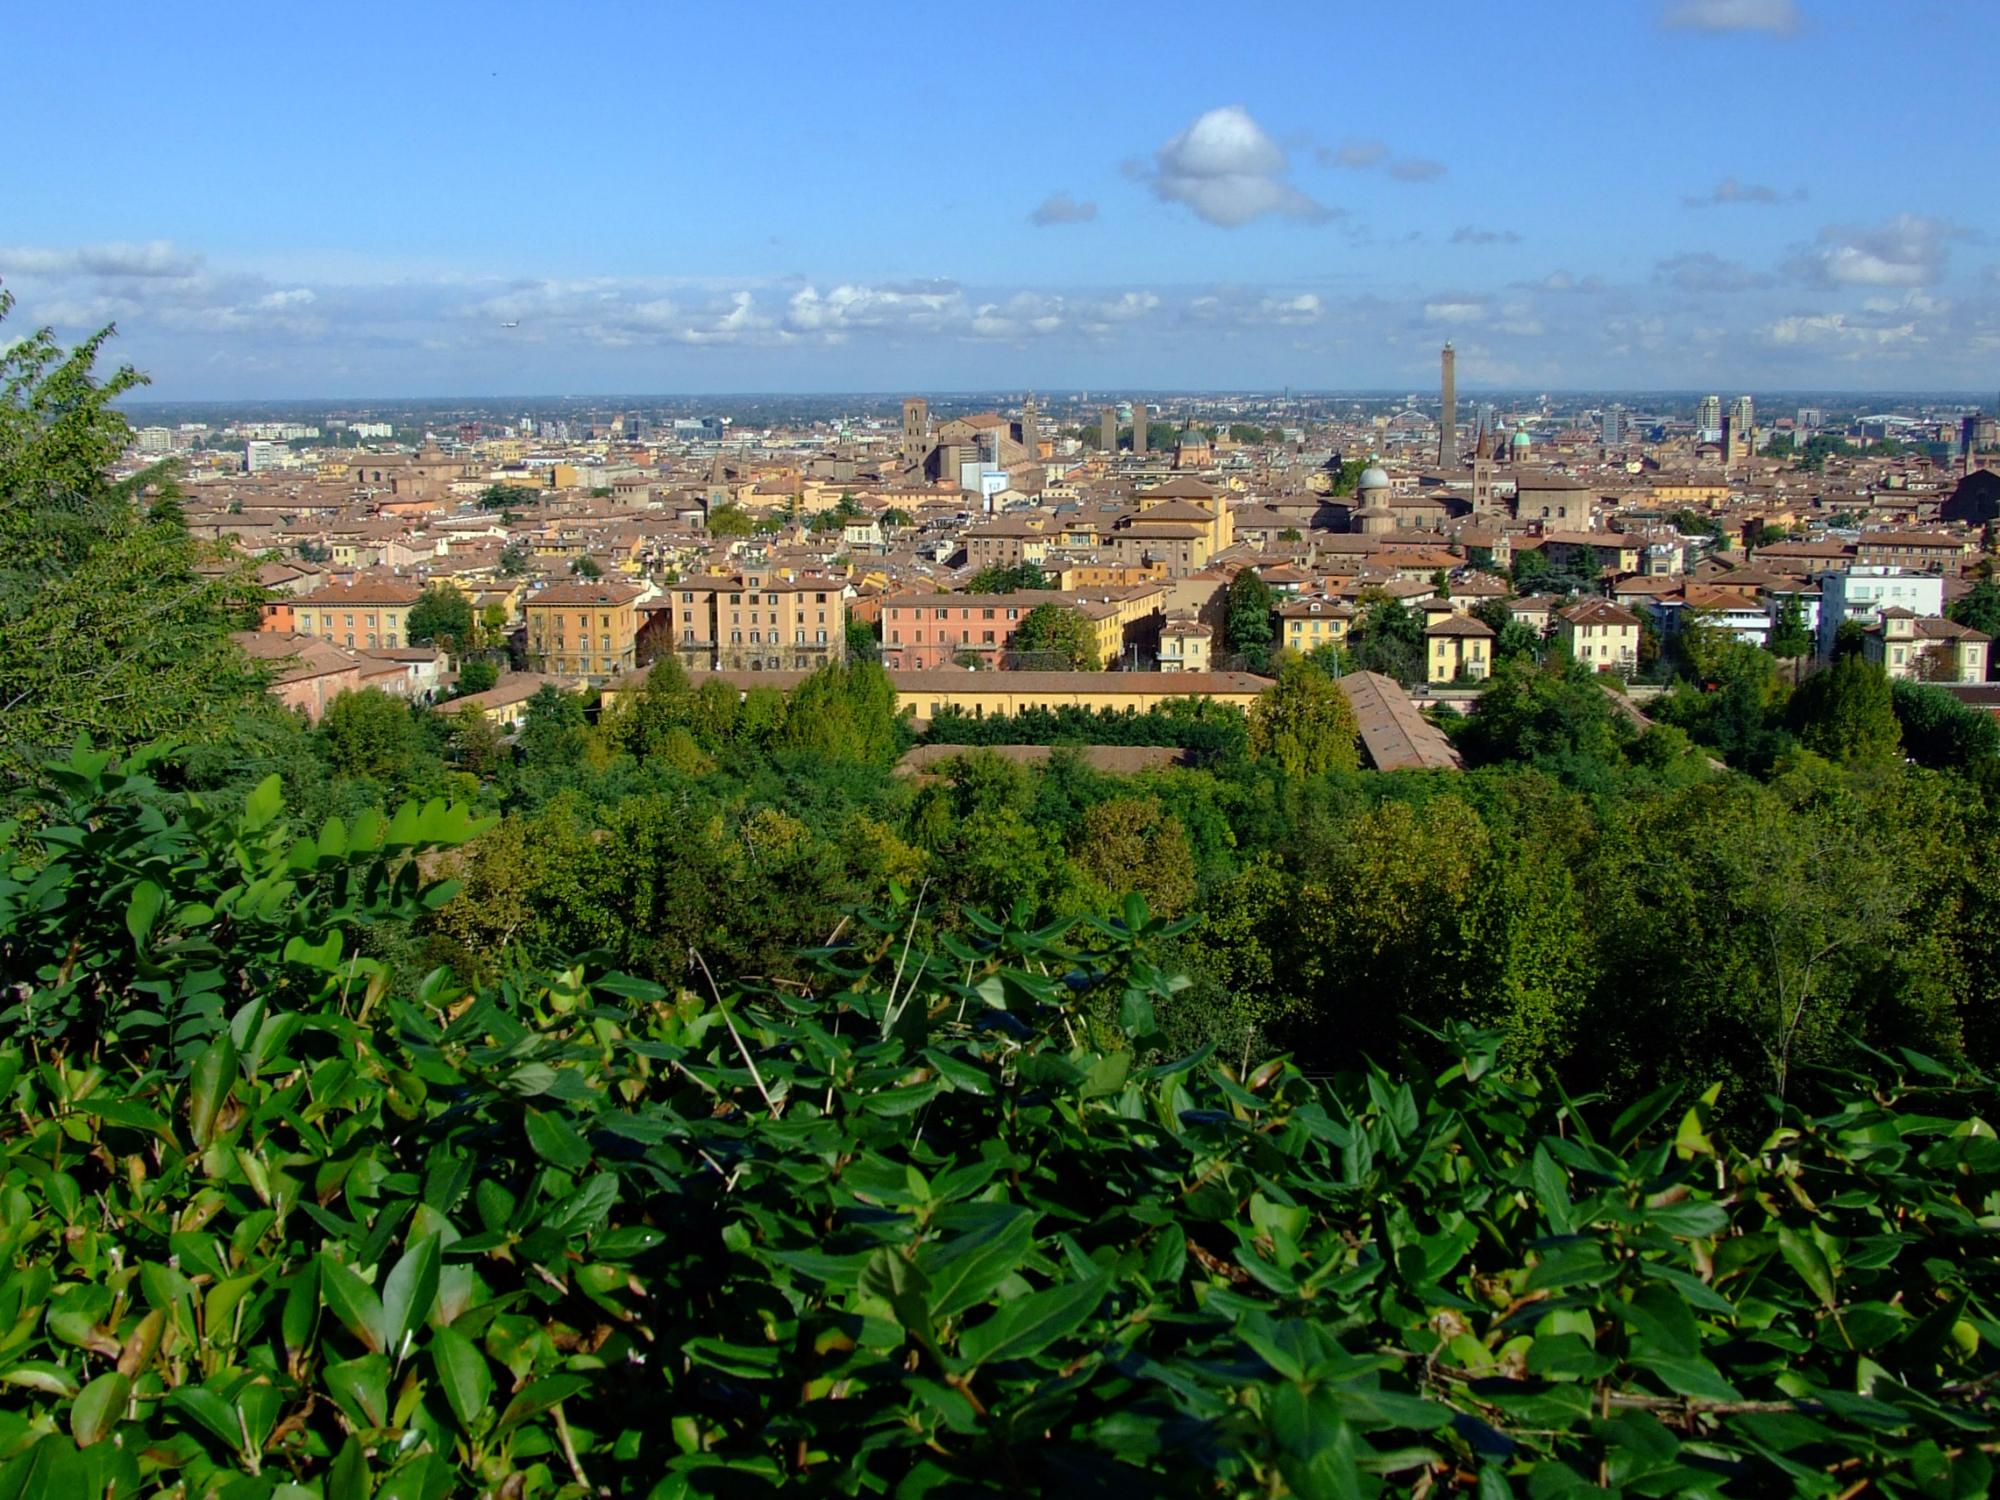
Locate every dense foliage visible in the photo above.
<box><xmin>0</xmin><ymin>293</ymin><xmax>265</xmax><ymax>779</ymax></box>
<box><xmin>3</xmin><ymin>748</ymin><xmax>1998</xmax><ymax>1498</ymax></box>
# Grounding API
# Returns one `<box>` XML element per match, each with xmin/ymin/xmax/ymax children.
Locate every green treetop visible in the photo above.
<box><xmin>1012</xmin><ymin>603</ymin><xmax>1101</xmax><ymax>670</ymax></box>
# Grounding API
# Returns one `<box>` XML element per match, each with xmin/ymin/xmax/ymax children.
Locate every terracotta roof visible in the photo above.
<box><xmin>1560</xmin><ymin>600</ymin><xmax>1642</xmax><ymax>628</ymax></box>
<box><xmin>1337</xmin><ymin>671</ymin><xmax>1463</xmax><ymax>772</ymax></box>
<box><xmin>526</xmin><ymin>581</ymin><xmax>644</xmax><ymax>606</ymax></box>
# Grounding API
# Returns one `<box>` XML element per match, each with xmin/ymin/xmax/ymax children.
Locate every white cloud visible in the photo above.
<box><xmin>1766</xmin><ymin>312</ymin><xmax>1920</xmax><ymax>348</ymax></box>
<box><xmin>1424</xmin><ymin>300</ymin><xmax>1485</xmax><ymax>324</ymax></box>
<box><xmin>1028</xmin><ymin>192</ymin><xmax>1097</xmax><ymax>227</ymax></box>
<box><xmin>1663</xmin><ymin>0</ymin><xmax>1801</xmax><ymax>34</ymax></box>
<box><xmin>1143</xmin><ymin>106</ymin><xmax>1330</xmax><ymax>227</ymax></box>
<box><xmin>1801</xmin><ymin>214</ymin><xmax>1959</xmax><ymax>288</ymax></box>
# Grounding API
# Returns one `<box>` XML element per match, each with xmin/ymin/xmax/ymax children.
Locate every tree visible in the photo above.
<box><xmin>1249</xmin><ymin>657</ymin><xmax>1359</xmax><ymax>776</ymax></box>
<box><xmin>1767</xmin><ymin>592</ymin><xmax>1813</xmax><ymax>660</ymax></box>
<box><xmin>1346</xmin><ymin>595</ymin><xmax>1426</xmax><ymax>686</ymax></box>
<box><xmin>1072</xmin><ymin>796</ymin><xmax>1196</xmax><ymax>916</ymax></box>
<box><xmin>880</xmin><ymin>507</ymin><xmax>914</xmax><ymax>527</ymax></box>
<box><xmin>966</xmin><ymin>563</ymin><xmax>1049</xmax><ymax>594</ymax></box>
<box><xmin>1789</xmin><ymin>654</ymin><xmax>1901</xmax><ymax>766</ymax></box>
<box><xmin>1457</xmin><ymin>653</ymin><xmax>1629</xmax><ymax>779</ymax></box>
<box><xmin>454</xmin><ymin>658</ymin><xmax>499</xmax><ymax>696</ymax></box>
<box><xmin>1012</xmin><ymin>603</ymin><xmax>1101</xmax><ymax>669</ymax></box>
<box><xmin>1510</xmin><ymin>547</ymin><xmax>1552</xmax><ymax>587</ymax></box>
<box><xmin>1948</xmin><ymin>578</ymin><xmax>2000</xmax><ymax>654</ymax></box>
<box><xmin>477</xmin><ymin>482</ymin><xmax>539</xmax><ymax>509</ymax></box>
<box><xmin>317</xmin><ymin>688</ymin><xmax>431</xmax><ymax>783</ymax></box>
<box><xmin>708</xmin><ymin>505</ymin><xmax>754</xmax><ymax>537</ymax></box>
<box><xmin>1223</xmin><ymin>567</ymin><xmax>1275</xmax><ymax>670</ymax></box>
<box><xmin>1278</xmin><ymin>527</ymin><xmax>1303</xmax><ymax>543</ymax></box>
<box><xmin>845</xmin><ymin>616</ymin><xmax>881</xmax><ymax>663</ymax></box>
<box><xmin>1892</xmin><ymin>678</ymin><xmax>2000</xmax><ymax>768</ymax></box>
<box><xmin>0</xmin><ymin>293</ymin><xmax>266</xmax><ymax>782</ymax></box>
<box><xmin>571</xmin><ymin>555</ymin><xmax>603</xmax><ymax>578</ymax></box>
<box><xmin>498</xmin><ymin>542</ymin><xmax>530</xmax><ymax>576</ymax></box>
<box><xmin>406</xmin><ymin>583</ymin><xmax>474</xmax><ymax>653</ymax></box>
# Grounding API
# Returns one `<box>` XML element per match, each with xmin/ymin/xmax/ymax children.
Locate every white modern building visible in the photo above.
<box><xmin>1815</xmin><ymin>566</ymin><xmax>1944</xmax><ymax>657</ymax></box>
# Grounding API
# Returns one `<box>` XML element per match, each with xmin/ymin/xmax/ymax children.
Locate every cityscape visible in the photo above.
<box><xmin>5</xmin><ymin>0</ymin><xmax>2000</xmax><ymax>1494</ymax></box>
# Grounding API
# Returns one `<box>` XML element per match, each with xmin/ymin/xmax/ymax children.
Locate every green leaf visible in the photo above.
<box><xmin>242</xmin><ymin>774</ymin><xmax>283</xmax><ymax>833</ymax></box>
<box><xmin>124</xmin><ymin>880</ymin><xmax>163</xmax><ymax>948</ymax></box>
<box><xmin>524</xmin><ymin>1107</ymin><xmax>593</xmax><ymax>1172</ymax></box>
<box><xmin>319</xmin><ymin>1255</ymin><xmax>388</xmax><ymax>1354</ymax></box>
<box><xmin>958</xmin><ymin>1275</ymin><xmax>1105</xmax><ymax>1369</ymax></box>
<box><xmin>328</xmin><ymin>1434</ymin><xmax>373</xmax><ymax>1500</ymax></box>
<box><xmin>381</xmin><ymin>1235</ymin><xmax>442</xmax><ymax>1356</ymax></box>
<box><xmin>187</xmin><ymin>1032</ymin><xmax>239</xmax><ymax>1148</ymax></box>
<box><xmin>324</xmin><ymin>1354</ymin><xmax>391</xmax><ymax>1430</ymax></box>
<box><xmin>920</xmin><ymin>1210</ymin><xmax>1036</xmax><ymax>1320</ymax></box>
<box><xmin>430</xmin><ymin>1324</ymin><xmax>493</xmax><ymax>1434</ymax></box>
<box><xmin>1777</xmin><ymin>1225</ymin><xmax>1837</xmax><ymax>1309</ymax></box>
<box><xmin>167</xmin><ymin>1383</ymin><xmax>245</xmax><ymax>1451</ymax></box>
<box><xmin>497</xmin><ymin>1373</ymin><xmax>591</xmax><ymax>1434</ymax></box>
<box><xmin>69</xmin><ymin>1371</ymin><xmax>127</xmax><ymax>1447</ymax></box>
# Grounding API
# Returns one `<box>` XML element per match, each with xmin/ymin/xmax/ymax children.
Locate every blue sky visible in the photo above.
<box><xmin>3</xmin><ymin>0</ymin><xmax>1995</xmax><ymax>397</ymax></box>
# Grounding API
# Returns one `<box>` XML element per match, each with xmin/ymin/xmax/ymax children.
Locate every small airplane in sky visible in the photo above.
<box><xmin>500</xmin><ymin>320</ymin><xmax>520</xmax><ymax>328</ymax></box>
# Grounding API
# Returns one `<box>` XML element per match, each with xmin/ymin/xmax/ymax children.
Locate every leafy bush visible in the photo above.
<box><xmin>0</xmin><ymin>745</ymin><xmax>1996</xmax><ymax>1496</ymax></box>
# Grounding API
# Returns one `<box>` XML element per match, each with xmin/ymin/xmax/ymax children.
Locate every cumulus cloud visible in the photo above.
<box><xmin>1451</xmin><ymin>226</ymin><xmax>1521</xmax><ymax>246</ymax></box>
<box><xmin>1796</xmin><ymin>214</ymin><xmax>1961</xmax><ymax>288</ymax></box>
<box><xmin>1683</xmin><ymin>177</ymin><xmax>1804</xmax><ymax>207</ymax></box>
<box><xmin>1028</xmin><ymin>192</ymin><xmax>1097</xmax><ymax>227</ymax></box>
<box><xmin>1320</xmin><ymin>138</ymin><xmax>1446</xmax><ymax>183</ymax></box>
<box><xmin>1655</xmin><ymin>251</ymin><xmax>1771</xmax><ymax>293</ymax></box>
<box><xmin>1765</xmin><ymin>311</ymin><xmax>1920</xmax><ymax>348</ymax></box>
<box><xmin>1663</xmin><ymin>0</ymin><xmax>1801</xmax><ymax>34</ymax></box>
<box><xmin>1141</xmin><ymin>106</ymin><xmax>1331</xmax><ymax>227</ymax></box>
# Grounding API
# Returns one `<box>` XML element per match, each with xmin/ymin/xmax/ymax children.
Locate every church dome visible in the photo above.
<box><xmin>1357</xmin><ymin>464</ymin><xmax>1391</xmax><ymax>492</ymax></box>
<box><xmin>1511</xmin><ymin>429</ymin><xmax>1532</xmax><ymax>451</ymax></box>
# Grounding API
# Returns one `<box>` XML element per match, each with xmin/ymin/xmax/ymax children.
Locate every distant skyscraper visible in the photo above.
<box><xmin>1100</xmin><ymin>404</ymin><xmax>1118</xmax><ymax>453</ymax></box>
<box><xmin>1439</xmin><ymin>343</ymin><xmax>1458</xmax><ymax>468</ymax></box>
<box><xmin>1601</xmin><ymin>405</ymin><xmax>1627</xmax><ymax>445</ymax></box>
<box><xmin>1133</xmin><ymin>403</ymin><xmax>1148</xmax><ymax>456</ymax></box>
<box><xmin>1697</xmin><ymin>394</ymin><xmax>1721</xmax><ymax>433</ymax></box>
<box><xmin>1731</xmin><ymin>395</ymin><xmax>1754</xmax><ymax>435</ymax></box>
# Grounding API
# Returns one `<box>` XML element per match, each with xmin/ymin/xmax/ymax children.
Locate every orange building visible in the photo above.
<box><xmin>293</xmin><ymin>577</ymin><xmax>424</xmax><ymax>650</ymax></box>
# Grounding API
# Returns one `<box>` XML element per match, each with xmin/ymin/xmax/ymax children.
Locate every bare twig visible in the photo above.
<box><xmin>690</xmin><ymin>948</ymin><xmax>780</xmax><ymax>1118</ymax></box>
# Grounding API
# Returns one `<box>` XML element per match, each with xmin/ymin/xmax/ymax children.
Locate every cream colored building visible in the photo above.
<box><xmin>1557</xmin><ymin>600</ymin><xmax>1642</xmax><ymax>673</ymax></box>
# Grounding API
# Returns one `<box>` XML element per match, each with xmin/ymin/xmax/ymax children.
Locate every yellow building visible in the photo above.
<box><xmin>601</xmin><ymin>667</ymin><xmax>1273</xmax><ymax>720</ymax></box>
<box><xmin>1424</xmin><ymin>615</ymin><xmax>1495</xmax><ymax>683</ymax></box>
<box><xmin>1158</xmin><ymin>615</ymin><xmax>1213</xmax><ymax>672</ymax></box>
<box><xmin>1279</xmin><ymin>597</ymin><xmax>1355</xmax><ymax>655</ymax></box>
<box><xmin>525</xmin><ymin>580</ymin><xmax>644</xmax><ymax>682</ymax></box>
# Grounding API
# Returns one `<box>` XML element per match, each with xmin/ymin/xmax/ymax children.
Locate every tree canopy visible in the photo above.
<box><xmin>0</xmin><ymin>293</ymin><xmax>266</xmax><ymax>781</ymax></box>
<box><xmin>1012</xmin><ymin>602</ymin><xmax>1101</xmax><ymax>669</ymax></box>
